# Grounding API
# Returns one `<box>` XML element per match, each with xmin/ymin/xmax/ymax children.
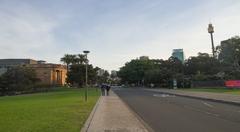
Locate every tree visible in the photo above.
<box><xmin>95</xmin><ymin>68</ymin><xmax>110</xmax><ymax>84</ymax></box>
<box><xmin>61</xmin><ymin>53</ymin><xmax>103</xmax><ymax>87</ymax></box>
<box><xmin>102</xmin><ymin>70</ymin><xmax>110</xmax><ymax>83</ymax></box>
<box><xmin>77</xmin><ymin>54</ymin><xmax>88</xmax><ymax>64</ymax></box>
<box><xmin>217</xmin><ymin>36</ymin><xmax>240</xmax><ymax>66</ymax></box>
<box><xmin>60</xmin><ymin>54</ymin><xmax>77</xmax><ymax>71</ymax></box>
<box><xmin>118</xmin><ymin>55</ymin><xmax>215</xmax><ymax>88</ymax></box>
<box><xmin>61</xmin><ymin>54</ymin><xmax>89</xmax><ymax>70</ymax></box>
<box><xmin>117</xmin><ymin>36</ymin><xmax>240</xmax><ymax>88</ymax></box>
<box><xmin>166</xmin><ymin>57</ymin><xmax>184</xmax><ymax>76</ymax></box>
<box><xmin>66</xmin><ymin>64</ymin><xmax>98</xmax><ymax>87</ymax></box>
<box><xmin>0</xmin><ymin>67</ymin><xmax>39</xmax><ymax>95</ymax></box>
<box><xmin>184</xmin><ymin>53</ymin><xmax>221</xmax><ymax>80</ymax></box>
<box><xmin>143</xmin><ymin>59</ymin><xmax>170</xmax><ymax>87</ymax></box>
<box><xmin>216</xmin><ymin>36</ymin><xmax>240</xmax><ymax>79</ymax></box>
<box><xmin>118</xmin><ymin>59</ymin><xmax>154</xmax><ymax>85</ymax></box>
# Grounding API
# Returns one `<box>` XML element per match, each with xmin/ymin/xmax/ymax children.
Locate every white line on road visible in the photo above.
<box><xmin>202</xmin><ymin>101</ymin><xmax>214</xmax><ymax>108</ymax></box>
<box><xmin>205</xmin><ymin>111</ymin><xmax>219</xmax><ymax>117</ymax></box>
<box><xmin>153</xmin><ymin>94</ymin><xmax>175</xmax><ymax>98</ymax></box>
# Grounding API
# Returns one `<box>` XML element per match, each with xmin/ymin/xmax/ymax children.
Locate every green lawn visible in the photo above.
<box><xmin>182</xmin><ymin>88</ymin><xmax>240</xmax><ymax>95</ymax></box>
<box><xmin>0</xmin><ymin>87</ymin><xmax>100</xmax><ymax>132</ymax></box>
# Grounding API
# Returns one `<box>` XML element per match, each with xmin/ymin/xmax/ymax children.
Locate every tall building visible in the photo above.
<box><xmin>172</xmin><ymin>49</ymin><xmax>184</xmax><ymax>63</ymax></box>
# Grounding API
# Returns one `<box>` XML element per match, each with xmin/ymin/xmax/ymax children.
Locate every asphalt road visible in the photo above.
<box><xmin>113</xmin><ymin>88</ymin><xmax>240</xmax><ymax>132</ymax></box>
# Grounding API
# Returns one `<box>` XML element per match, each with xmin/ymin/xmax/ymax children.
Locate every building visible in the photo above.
<box><xmin>172</xmin><ymin>49</ymin><xmax>185</xmax><ymax>63</ymax></box>
<box><xmin>27</xmin><ymin>64</ymin><xmax>67</xmax><ymax>86</ymax></box>
<box><xmin>0</xmin><ymin>59</ymin><xmax>67</xmax><ymax>86</ymax></box>
<box><xmin>0</xmin><ymin>59</ymin><xmax>37</xmax><ymax>75</ymax></box>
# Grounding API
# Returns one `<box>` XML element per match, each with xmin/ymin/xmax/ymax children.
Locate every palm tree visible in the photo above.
<box><xmin>69</xmin><ymin>54</ymin><xmax>77</xmax><ymax>65</ymax></box>
<box><xmin>77</xmin><ymin>54</ymin><xmax>88</xmax><ymax>64</ymax></box>
<box><xmin>61</xmin><ymin>54</ymin><xmax>72</xmax><ymax>72</ymax></box>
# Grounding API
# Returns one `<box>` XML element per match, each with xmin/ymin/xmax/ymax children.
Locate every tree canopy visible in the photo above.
<box><xmin>0</xmin><ymin>67</ymin><xmax>39</xmax><ymax>95</ymax></box>
<box><xmin>118</xmin><ymin>57</ymin><xmax>185</xmax><ymax>87</ymax></box>
<box><xmin>60</xmin><ymin>53</ymin><xmax>108</xmax><ymax>87</ymax></box>
<box><xmin>217</xmin><ymin>36</ymin><xmax>240</xmax><ymax>79</ymax></box>
<box><xmin>118</xmin><ymin>35</ymin><xmax>240</xmax><ymax>88</ymax></box>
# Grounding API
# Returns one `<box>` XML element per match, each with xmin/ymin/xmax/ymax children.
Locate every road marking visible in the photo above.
<box><xmin>153</xmin><ymin>94</ymin><xmax>175</xmax><ymax>98</ymax></box>
<box><xmin>205</xmin><ymin>111</ymin><xmax>219</xmax><ymax>117</ymax></box>
<box><xmin>202</xmin><ymin>101</ymin><xmax>214</xmax><ymax>108</ymax></box>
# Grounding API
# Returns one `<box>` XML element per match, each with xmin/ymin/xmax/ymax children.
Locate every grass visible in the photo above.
<box><xmin>182</xmin><ymin>88</ymin><xmax>240</xmax><ymax>95</ymax></box>
<box><xmin>0</xmin><ymin>87</ymin><xmax>100</xmax><ymax>132</ymax></box>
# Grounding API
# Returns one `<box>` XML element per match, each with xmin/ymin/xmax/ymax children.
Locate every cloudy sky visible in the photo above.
<box><xmin>0</xmin><ymin>0</ymin><xmax>239</xmax><ymax>71</ymax></box>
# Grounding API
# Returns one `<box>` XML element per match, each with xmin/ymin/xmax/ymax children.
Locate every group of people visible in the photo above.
<box><xmin>100</xmin><ymin>84</ymin><xmax>111</xmax><ymax>96</ymax></box>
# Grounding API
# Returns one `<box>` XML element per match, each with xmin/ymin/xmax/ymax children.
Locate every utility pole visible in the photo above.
<box><xmin>83</xmin><ymin>50</ymin><xmax>90</xmax><ymax>101</ymax></box>
<box><xmin>208</xmin><ymin>23</ymin><xmax>215</xmax><ymax>57</ymax></box>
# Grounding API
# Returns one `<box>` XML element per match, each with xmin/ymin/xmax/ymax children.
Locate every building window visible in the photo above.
<box><xmin>56</xmin><ymin>70</ymin><xmax>61</xmax><ymax>84</ymax></box>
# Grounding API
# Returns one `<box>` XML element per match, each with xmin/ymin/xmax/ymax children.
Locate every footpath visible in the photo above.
<box><xmin>145</xmin><ymin>88</ymin><xmax>240</xmax><ymax>106</ymax></box>
<box><xmin>81</xmin><ymin>91</ymin><xmax>150</xmax><ymax>132</ymax></box>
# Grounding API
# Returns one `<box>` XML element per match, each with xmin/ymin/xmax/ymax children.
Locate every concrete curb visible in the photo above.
<box><xmin>146</xmin><ymin>89</ymin><xmax>240</xmax><ymax>107</ymax></box>
<box><xmin>113</xmin><ymin>90</ymin><xmax>154</xmax><ymax>132</ymax></box>
<box><xmin>80</xmin><ymin>96</ymin><xmax>102</xmax><ymax>132</ymax></box>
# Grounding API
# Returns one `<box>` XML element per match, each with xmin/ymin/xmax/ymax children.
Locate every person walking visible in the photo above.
<box><xmin>106</xmin><ymin>84</ymin><xmax>111</xmax><ymax>96</ymax></box>
<box><xmin>100</xmin><ymin>84</ymin><xmax>106</xmax><ymax>96</ymax></box>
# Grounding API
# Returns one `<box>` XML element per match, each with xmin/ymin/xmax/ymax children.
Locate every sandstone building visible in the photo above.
<box><xmin>0</xmin><ymin>59</ymin><xmax>67</xmax><ymax>86</ymax></box>
<box><xmin>27</xmin><ymin>63</ymin><xmax>67</xmax><ymax>86</ymax></box>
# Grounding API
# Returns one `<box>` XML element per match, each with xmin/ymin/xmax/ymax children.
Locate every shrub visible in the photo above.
<box><xmin>0</xmin><ymin>66</ymin><xmax>39</xmax><ymax>95</ymax></box>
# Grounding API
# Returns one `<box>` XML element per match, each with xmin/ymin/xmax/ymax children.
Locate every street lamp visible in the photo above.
<box><xmin>208</xmin><ymin>23</ymin><xmax>215</xmax><ymax>57</ymax></box>
<box><xmin>83</xmin><ymin>50</ymin><xmax>90</xmax><ymax>101</ymax></box>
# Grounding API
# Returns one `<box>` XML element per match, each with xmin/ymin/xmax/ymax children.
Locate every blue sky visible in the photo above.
<box><xmin>0</xmin><ymin>0</ymin><xmax>240</xmax><ymax>71</ymax></box>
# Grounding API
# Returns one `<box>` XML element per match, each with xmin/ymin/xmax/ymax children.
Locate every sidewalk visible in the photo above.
<box><xmin>145</xmin><ymin>88</ymin><xmax>240</xmax><ymax>106</ymax></box>
<box><xmin>81</xmin><ymin>91</ymin><xmax>150</xmax><ymax>132</ymax></box>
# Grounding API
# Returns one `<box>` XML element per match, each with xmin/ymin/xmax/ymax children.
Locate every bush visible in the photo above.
<box><xmin>0</xmin><ymin>66</ymin><xmax>39</xmax><ymax>95</ymax></box>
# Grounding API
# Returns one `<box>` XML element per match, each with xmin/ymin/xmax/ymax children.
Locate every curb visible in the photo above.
<box><xmin>80</xmin><ymin>96</ymin><xmax>102</xmax><ymax>132</ymax></box>
<box><xmin>113</xmin><ymin>90</ymin><xmax>155</xmax><ymax>132</ymax></box>
<box><xmin>147</xmin><ymin>89</ymin><xmax>240</xmax><ymax>107</ymax></box>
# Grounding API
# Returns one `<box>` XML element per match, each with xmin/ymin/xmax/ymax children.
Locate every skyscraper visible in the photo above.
<box><xmin>172</xmin><ymin>49</ymin><xmax>184</xmax><ymax>63</ymax></box>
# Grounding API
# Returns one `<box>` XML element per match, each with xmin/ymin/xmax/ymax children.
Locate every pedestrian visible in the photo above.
<box><xmin>106</xmin><ymin>84</ymin><xmax>111</xmax><ymax>96</ymax></box>
<box><xmin>100</xmin><ymin>84</ymin><xmax>106</xmax><ymax>96</ymax></box>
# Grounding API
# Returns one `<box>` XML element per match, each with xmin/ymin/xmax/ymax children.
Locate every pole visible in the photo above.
<box><xmin>85</xmin><ymin>55</ymin><xmax>88</xmax><ymax>102</ymax></box>
<box><xmin>210</xmin><ymin>33</ymin><xmax>215</xmax><ymax>57</ymax></box>
<box><xmin>83</xmin><ymin>50</ymin><xmax>90</xmax><ymax>102</ymax></box>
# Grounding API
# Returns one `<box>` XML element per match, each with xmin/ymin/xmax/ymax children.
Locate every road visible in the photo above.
<box><xmin>113</xmin><ymin>88</ymin><xmax>240</xmax><ymax>132</ymax></box>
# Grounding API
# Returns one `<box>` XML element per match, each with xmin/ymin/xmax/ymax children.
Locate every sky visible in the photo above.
<box><xmin>0</xmin><ymin>0</ymin><xmax>240</xmax><ymax>71</ymax></box>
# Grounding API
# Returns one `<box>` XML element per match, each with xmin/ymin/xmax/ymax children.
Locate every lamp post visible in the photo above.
<box><xmin>208</xmin><ymin>23</ymin><xmax>215</xmax><ymax>57</ymax></box>
<box><xmin>83</xmin><ymin>50</ymin><xmax>90</xmax><ymax>101</ymax></box>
